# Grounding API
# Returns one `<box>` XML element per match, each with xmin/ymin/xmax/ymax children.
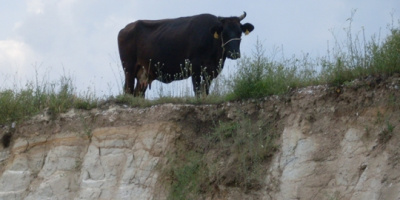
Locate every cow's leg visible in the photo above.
<box><xmin>192</xmin><ymin>73</ymin><xmax>202</xmax><ymax>97</ymax></box>
<box><xmin>124</xmin><ymin>76</ymin><xmax>135</xmax><ymax>94</ymax></box>
<box><xmin>134</xmin><ymin>81</ymin><xmax>147</xmax><ymax>97</ymax></box>
<box><xmin>202</xmin><ymin>75</ymin><xmax>212</xmax><ymax>96</ymax></box>
<box><xmin>123</xmin><ymin>63</ymin><xmax>135</xmax><ymax>94</ymax></box>
<box><xmin>134</xmin><ymin>66</ymin><xmax>148</xmax><ymax>98</ymax></box>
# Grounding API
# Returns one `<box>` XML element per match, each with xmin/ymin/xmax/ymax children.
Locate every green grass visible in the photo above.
<box><xmin>378</xmin><ymin>121</ymin><xmax>396</xmax><ymax>144</ymax></box>
<box><xmin>164</xmin><ymin>112</ymin><xmax>278</xmax><ymax>199</ymax></box>
<box><xmin>0</xmin><ymin>75</ymin><xmax>98</xmax><ymax>125</ymax></box>
<box><xmin>166</xmin><ymin>150</ymin><xmax>205</xmax><ymax>200</ymax></box>
<box><xmin>207</xmin><ymin>117</ymin><xmax>278</xmax><ymax>189</ymax></box>
<box><xmin>227</xmin><ymin>17</ymin><xmax>400</xmax><ymax>100</ymax></box>
<box><xmin>318</xmin><ymin>18</ymin><xmax>400</xmax><ymax>87</ymax></box>
<box><xmin>226</xmin><ymin>40</ymin><xmax>317</xmax><ymax>100</ymax></box>
<box><xmin>371</xmin><ymin>28</ymin><xmax>400</xmax><ymax>75</ymax></box>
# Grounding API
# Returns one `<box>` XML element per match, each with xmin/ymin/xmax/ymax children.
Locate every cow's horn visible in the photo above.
<box><xmin>239</xmin><ymin>12</ymin><xmax>246</xmax><ymax>21</ymax></box>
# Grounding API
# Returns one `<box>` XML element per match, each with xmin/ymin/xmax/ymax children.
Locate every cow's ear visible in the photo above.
<box><xmin>211</xmin><ymin>25</ymin><xmax>223</xmax><ymax>39</ymax></box>
<box><xmin>241</xmin><ymin>23</ymin><xmax>254</xmax><ymax>35</ymax></box>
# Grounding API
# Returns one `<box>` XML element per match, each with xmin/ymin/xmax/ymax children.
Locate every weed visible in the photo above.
<box><xmin>167</xmin><ymin>151</ymin><xmax>206</xmax><ymax>200</ymax></box>
<box><xmin>320</xmin><ymin>12</ymin><xmax>400</xmax><ymax>87</ymax></box>
<box><xmin>79</xmin><ymin>114</ymin><xmax>95</xmax><ymax>140</ymax></box>
<box><xmin>208</xmin><ymin>117</ymin><xmax>277</xmax><ymax>190</ymax></box>
<box><xmin>0</xmin><ymin>74</ymin><xmax>99</xmax><ymax>126</ymax></box>
<box><xmin>375</xmin><ymin>111</ymin><xmax>384</xmax><ymax>124</ymax></box>
<box><xmin>387</xmin><ymin>121</ymin><xmax>395</xmax><ymax>133</ymax></box>
<box><xmin>388</xmin><ymin>94</ymin><xmax>399</xmax><ymax>109</ymax></box>
<box><xmin>364</xmin><ymin>126</ymin><xmax>371</xmax><ymax>139</ymax></box>
<box><xmin>371</xmin><ymin>28</ymin><xmax>400</xmax><ymax>75</ymax></box>
<box><xmin>378</xmin><ymin>121</ymin><xmax>395</xmax><ymax>143</ymax></box>
<box><xmin>226</xmin><ymin>13</ymin><xmax>400</xmax><ymax>100</ymax></box>
<box><xmin>226</xmin><ymin>40</ymin><xmax>309</xmax><ymax>100</ymax></box>
<box><xmin>164</xmin><ymin>112</ymin><xmax>278</xmax><ymax>199</ymax></box>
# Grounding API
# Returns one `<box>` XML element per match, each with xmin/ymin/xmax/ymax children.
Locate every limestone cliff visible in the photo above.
<box><xmin>0</xmin><ymin>75</ymin><xmax>399</xmax><ymax>200</ymax></box>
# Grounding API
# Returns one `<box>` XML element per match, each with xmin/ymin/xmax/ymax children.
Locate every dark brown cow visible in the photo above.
<box><xmin>118</xmin><ymin>12</ymin><xmax>254</xmax><ymax>97</ymax></box>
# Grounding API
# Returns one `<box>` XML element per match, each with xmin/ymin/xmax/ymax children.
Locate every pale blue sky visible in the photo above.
<box><xmin>0</xmin><ymin>1</ymin><xmax>398</xmax><ymax>97</ymax></box>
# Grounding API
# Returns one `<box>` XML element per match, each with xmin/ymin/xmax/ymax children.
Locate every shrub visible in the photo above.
<box><xmin>372</xmin><ymin>28</ymin><xmax>400</xmax><ymax>75</ymax></box>
<box><xmin>0</xmin><ymin>75</ymin><xmax>98</xmax><ymax>125</ymax></box>
<box><xmin>164</xmin><ymin>112</ymin><xmax>278</xmax><ymax>199</ymax></box>
<box><xmin>228</xmin><ymin>15</ymin><xmax>400</xmax><ymax>99</ymax></box>
<box><xmin>320</xmin><ymin>15</ymin><xmax>400</xmax><ymax>86</ymax></box>
<box><xmin>227</xmin><ymin>40</ymin><xmax>317</xmax><ymax>100</ymax></box>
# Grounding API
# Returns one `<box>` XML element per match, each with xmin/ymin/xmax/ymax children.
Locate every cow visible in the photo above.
<box><xmin>118</xmin><ymin>12</ymin><xmax>254</xmax><ymax>97</ymax></box>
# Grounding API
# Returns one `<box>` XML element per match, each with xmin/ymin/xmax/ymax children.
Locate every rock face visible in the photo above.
<box><xmin>0</xmin><ymin>106</ymin><xmax>182</xmax><ymax>200</ymax></box>
<box><xmin>0</xmin><ymin>76</ymin><xmax>399</xmax><ymax>199</ymax></box>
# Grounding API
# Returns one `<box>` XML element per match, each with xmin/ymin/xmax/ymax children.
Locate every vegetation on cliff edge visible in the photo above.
<box><xmin>1</xmin><ymin>17</ymin><xmax>399</xmax><ymax>125</ymax></box>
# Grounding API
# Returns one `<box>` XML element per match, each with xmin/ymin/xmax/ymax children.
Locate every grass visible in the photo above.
<box><xmin>378</xmin><ymin>120</ymin><xmax>396</xmax><ymax>144</ymax></box>
<box><xmin>226</xmin><ymin>40</ymin><xmax>317</xmax><ymax>100</ymax></box>
<box><xmin>227</xmin><ymin>16</ymin><xmax>400</xmax><ymax>100</ymax></box>
<box><xmin>164</xmin><ymin>112</ymin><xmax>278</xmax><ymax>199</ymax></box>
<box><xmin>0</xmin><ymin>75</ymin><xmax>98</xmax><ymax>125</ymax></box>
<box><xmin>207</xmin><ymin>117</ymin><xmax>278</xmax><ymax>189</ymax></box>
<box><xmin>319</xmin><ymin>18</ymin><xmax>400</xmax><ymax>87</ymax></box>
<box><xmin>166</xmin><ymin>150</ymin><xmax>205</xmax><ymax>200</ymax></box>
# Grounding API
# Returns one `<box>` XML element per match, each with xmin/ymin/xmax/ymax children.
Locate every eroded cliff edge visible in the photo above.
<box><xmin>0</xmin><ymin>75</ymin><xmax>399</xmax><ymax>200</ymax></box>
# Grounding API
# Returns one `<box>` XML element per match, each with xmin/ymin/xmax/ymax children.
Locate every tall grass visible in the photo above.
<box><xmin>371</xmin><ymin>28</ymin><xmax>400</xmax><ymax>75</ymax></box>
<box><xmin>320</xmin><ymin>15</ymin><xmax>400</xmax><ymax>86</ymax></box>
<box><xmin>226</xmin><ymin>40</ymin><xmax>318</xmax><ymax>100</ymax></box>
<box><xmin>0</xmin><ymin>74</ymin><xmax>98</xmax><ymax>125</ymax></box>
<box><xmin>227</xmin><ymin>16</ymin><xmax>400</xmax><ymax>100</ymax></box>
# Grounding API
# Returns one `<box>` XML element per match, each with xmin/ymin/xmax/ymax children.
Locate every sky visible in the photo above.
<box><xmin>0</xmin><ymin>0</ymin><xmax>398</xmax><ymax>98</ymax></box>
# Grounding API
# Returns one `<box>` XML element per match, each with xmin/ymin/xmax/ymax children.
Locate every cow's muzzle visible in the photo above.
<box><xmin>222</xmin><ymin>38</ymin><xmax>241</xmax><ymax>59</ymax></box>
<box><xmin>227</xmin><ymin>51</ymin><xmax>241</xmax><ymax>59</ymax></box>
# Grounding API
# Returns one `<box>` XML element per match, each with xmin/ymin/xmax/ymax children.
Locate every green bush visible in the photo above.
<box><xmin>372</xmin><ymin>28</ymin><xmax>400</xmax><ymax>75</ymax></box>
<box><xmin>227</xmin><ymin>40</ymin><xmax>317</xmax><ymax>100</ymax></box>
<box><xmin>0</xmin><ymin>89</ymin><xmax>37</xmax><ymax>124</ymax></box>
<box><xmin>0</xmin><ymin>75</ymin><xmax>98</xmax><ymax>125</ymax></box>
<box><xmin>165</xmin><ymin>112</ymin><xmax>278</xmax><ymax>199</ymax></box>
<box><xmin>228</xmin><ymin>17</ymin><xmax>400</xmax><ymax>99</ymax></box>
<box><xmin>320</xmin><ymin>16</ymin><xmax>400</xmax><ymax>86</ymax></box>
<box><xmin>167</xmin><ymin>151</ymin><xmax>206</xmax><ymax>200</ymax></box>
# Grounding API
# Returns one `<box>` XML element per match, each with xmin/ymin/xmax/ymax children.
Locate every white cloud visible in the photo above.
<box><xmin>0</xmin><ymin>40</ymin><xmax>43</xmax><ymax>88</ymax></box>
<box><xmin>0</xmin><ymin>40</ymin><xmax>36</xmax><ymax>67</ymax></box>
<box><xmin>26</xmin><ymin>0</ymin><xmax>44</xmax><ymax>14</ymax></box>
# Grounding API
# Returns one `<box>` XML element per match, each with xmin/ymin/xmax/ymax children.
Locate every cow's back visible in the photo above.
<box><xmin>119</xmin><ymin>14</ymin><xmax>220</xmax><ymax>74</ymax></box>
<box><xmin>118</xmin><ymin>13</ymin><xmax>224</xmax><ymax>85</ymax></box>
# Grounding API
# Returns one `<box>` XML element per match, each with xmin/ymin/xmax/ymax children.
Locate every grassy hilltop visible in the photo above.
<box><xmin>1</xmin><ymin>17</ymin><xmax>399</xmax><ymax>126</ymax></box>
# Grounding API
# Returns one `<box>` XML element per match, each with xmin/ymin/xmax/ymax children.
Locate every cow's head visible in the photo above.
<box><xmin>211</xmin><ymin>12</ymin><xmax>254</xmax><ymax>59</ymax></box>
